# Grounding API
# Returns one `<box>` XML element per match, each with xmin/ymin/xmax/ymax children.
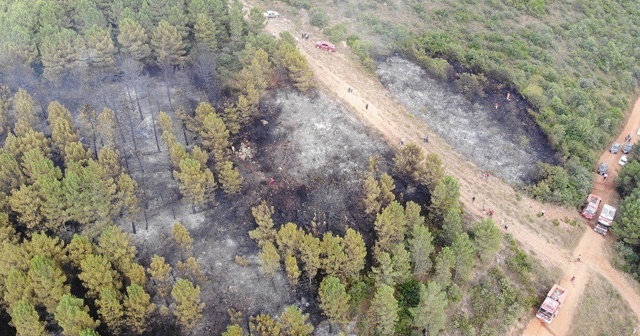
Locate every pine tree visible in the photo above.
<box><xmin>47</xmin><ymin>101</ymin><xmax>79</xmax><ymax>154</ymax></box>
<box><xmin>66</xmin><ymin>234</ymin><xmax>93</xmax><ymax>268</ymax></box>
<box><xmin>299</xmin><ymin>234</ymin><xmax>322</xmax><ymax>283</ymax></box>
<box><xmin>374</xmin><ymin>201</ymin><xmax>408</xmax><ymax>257</ymax></box>
<box><xmin>410</xmin><ymin>282</ymin><xmax>448</xmax><ymax>336</ymax></box>
<box><xmin>342</xmin><ymin>228</ymin><xmax>367</xmax><ymax>281</ymax></box>
<box><xmin>378</xmin><ymin>173</ymin><xmax>396</xmax><ymax>207</ymax></box>
<box><xmin>117</xmin><ymin>18</ymin><xmax>151</xmax><ymax>62</ymax></box>
<box><xmin>55</xmin><ymin>294</ymin><xmax>100</xmax><ymax>336</ymax></box>
<box><xmin>151</xmin><ymin>20</ymin><xmax>187</xmax><ymax>67</ymax></box>
<box><xmin>421</xmin><ymin>153</ymin><xmax>445</xmax><ymax>191</ymax></box>
<box><xmin>393</xmin><ymin>143</ymin><xmax>425</xmax><ymax>183</ymax></box>
<box><xmin>171</xmin><ymin>278</ymin><xmax>205</xmax><ymax>331</ymax></box>
<box><xmin>321</xmin><ymin>232</ymin><xmax>347</xmax><ymax>279</ymax></box>
<box><xmin>115</xmin><ymin>173</ymin><xmax>141</xmax><ymax>222</ymax></box>
<box><xmin>85</xmin><ymin>25</ymin><xmax>117</xmax><ymax>73</ymax></box>
<box><xmin>28</xmin><ymin>256</ymin><xmax>69</xmax><ymax>314</ymax></box>
<box><xmin>276</xmin><ymin>222</ymin><xmax>303</xmax><ymax>257</ymax></box>
<box><xmin>193</xmin><ymin>13</ymin><xmax>217</xmax><ymax>51</ymax></box>
<box><xmin>227</xmin><ymin>0</ymin><xmax>245</xmax><ymax>49</ymax></box>
<box><xmin>125</xmin><ymin>262</ymin><xmax>148</xmax><ymax>287</ymax></box>
<box><xmin>78</xmin><ymin>254</ymin><xmax>121</xmax><ymax>299</ymax></box>
<box><xmin>370</xmin><ymin>284</ymin><xmax>399</xmax><ymax>336</ymax></box>
<box><xmin>24</xmin><ymin>233</ymin><xmax>67</xmax><ymax>267</ymax></box>
<box><xmin>172</xmin><ymin>222</ymin><xmax>194</xmax><ymax>254</ymax></box>
<box><xmin>21</xmin><ymin>148</ymin><xmax>60</xmax><ymax>183</ymax></box>
<box><xmin>0</xmin><ymin>212</ymin><xmax>17</xmax><ymax>243</ymax></box>
<box><xmin>96</xmin><ymin>288</ymin><xmax>124</xmax><ymax>334</ymax></box>
<box><xmin>472</xmin><ymin>219</ymin><xmax>502</xmax><ymax>263</ymax></box>
<box><xmin>280</xmin><ymin>305</ymin><xmax>314</xmax><ymax>336</ymax></box>
<box><xmin>222</xmin><ymin>102</ymin><xmax>241</xmax><ymax>135</ymax></box>
<box><xmin>173</xmin><ymin>157</ymin><xmax>217</xmax><ymax>207</ymax></box>
<box><xmin>123</xmin><ymin>284</ymin><xmax>156</xmax><ymax>334</ymax></box>
<box><xmin>194</xmin><ymin>102</ymin><xmax>231</xmax><ymax>163</ymax></box>
<box><xmin>235</xmin><ymin>47</ymin><xmax>271</xmax><ymax>99</ymax></box>
<box><xmin>0</xmin><ymin>151</ymin><xmax>26</xmax><ymax>193</ymax></box>
<box><xmin>97</xmin><ymin>226</ymin><xmax>137</xmax><ymax>275</ymax></box>
<box><xmin>72</xmin><ymin>0</ymin><xmax>107</xmax><ymax>34</ymax></box>
<box><xmin>148</xmin><ymin>255</ymin><xmax>173</xmax><ymax>298</ymax></box>
<box><xmin>97</xmin><ymin>108</ymin><xmax>117</xmax><ymax>148</ymax></box>
<box><xmin>429</xmin><ymin>176</ymin><xmax>462</xmax><ymax>225</ymax></box>
<box><xmin>78</xmin><ymin>329</ymin><xmax>100</xmax><ymax>336</ymax></box>
<box><xmin>177</xmin><ymin>257</ymin><xmax>207</xmax><ymax>284</ymax></box>
<box><xmin>284</xmin><ymin>255</ymin><xmax>301</xmax><ymax>287</ymax></box>
<box><xmin>10</xmin><ymin>299</ymin><xmax>47</xmax><ymax>336</ymax></box>
<box><xmin>40</xmin><ymin>29</ymin><xmax>87</xmax><ymax>84</ymax></box>
<box><xmin>249</xmin><ymin>200</ymin><xmax>277</xmax><ymax>247</ymax></box>
<box><xmin>451</xmin><ymin>233</ymin><xmax>475</xmax><ymax>283</ymax></box>
<box><xmin>250</xmin><ymin>314</ymin><xmax>282</xmax><ymax>336</ymax></box>
<box><xmin>64</xmin><ymin>142</ymin><xmax>91</xmax><ymax>167</ymax></box>
<box><xmin>218</xmin><ymin>160</ymin><xmax>243</xmax><ymax>195</ymax></box>
<box><xmin>372</xmin><ymin>252</ymin><xmax>396</xmax><ymax>287</ymax></box>
<box><xmin>362</xmin><ymin>173</ymin><xmax>381</xmax><ymax>215</ymax></box>
<box><xmin>222</xmin><ymin>324</ymin><xmax>245</xmax><ymax>336</ymax></box>
<box><xmin>191</xmin><ymin>146</ymin><xmax>209</xmax><ymax>168</ymax></box>
<box><xmin>433</xmin><ymin>247</ymin><xmax>455</xmax><ymax>287</ymax></box>
<box><xmin>9</xmin><ymin>185</ymin><xmax>44</xmax><ymax>230</ymax></box>
<box><xmin>391</xmin><ymin>243</ymin><xmax>412</xmax><ymax>284</ymax></box>
<box><xmin>259</xmin><ymin>242</ymin><xmax>281</xmax><ymax>278</ymax></box>
<box><xmin>4</xmin><ymin>269</ymin><xmax>32</xmax><ymax>313</ymax></box>
<box><xmin>318</xmin><ymin>276</ymin><xmax>350</xmax><ymax>329</ymax></box>
<box><xmin>409</xmin><ymin>223</ymin><xmax>434</xmax><ymax>280</ymax></box>
<box><xmin>97</xmin><ymin>147</ymin><xmax>122</xmax><ymax>178</ymax></box>
<box><xmin>12</xmin><ymin>89</ymin><xmax>39</xmax><ymax>136</ymax></box>
<box><xmin>404</xmin><ymin>201</ymin><xmax>424</xmax><ymax>232</ymax></box>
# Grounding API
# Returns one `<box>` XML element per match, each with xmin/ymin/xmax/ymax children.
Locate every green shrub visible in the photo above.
<box><xmin>324</xmin><ymin>23</ymin><xmax>348</xmax><ymax>43</ymax></box>
<box><xmin>309</xmin><ymin>8</ymin><xmax>329</xmax><ymax>28</ymax></box>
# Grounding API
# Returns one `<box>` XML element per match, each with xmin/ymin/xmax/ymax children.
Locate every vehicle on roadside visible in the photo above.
<box><xmin>619</xmin><ymin>155</ymin><xmax>628</xmax><ymax>166</ymax></box>
<box><xmin>610</xmin><ymin>142</ymin><xmax>621</xmax><ymax>154</ymax></box>
<box><xmin>623</xmin><ymin>143</ymin><xmax>633</xmax><ymax>154</ymax></box>
<box><xmin>581</xmin><ymin>194</ymin><xmax>601</xmax><ymax>219</ymax></box>
<box><xmin>595</xmin><ymin>204</ymin><xmax>616</xmax><ymax>235</ymax></box>
<box><xmin>536</xmin><ymin>284</ymin><xmax>567</xmax><ymax>324</ymax></box>
<box><xmin>315</xmin><ymin>41</ymin><xmax>336</xmax><ymax>52</ymax></box>
<box><xmin>598</xmin><ymin>162</ymin><xmax>608</xmax><ymax>175</ymax></box>
<box><xmin>263</xmin><ymin>10</ymin><xmax>279</xmax><ymax>18</ymax></box>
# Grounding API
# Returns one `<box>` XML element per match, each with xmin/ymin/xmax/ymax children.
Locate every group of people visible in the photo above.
<box><xmin>481</xmin><ymin>207</ymin><xmax>495</xmax><ymax>217</ymax></box>
<box><xmin>301</xmin><ymin>32</ymin><xmax>310</xmax><ymax>40</ymax></box>
<box><xmin>625</xmin><ymin>133</ymin><xmax>633</xmax><ymax>142</ymax></box>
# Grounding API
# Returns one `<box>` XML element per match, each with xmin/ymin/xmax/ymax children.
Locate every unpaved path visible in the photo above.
<box><xmin>255</xmin><ymin>9</ymin><xmax>640</xmax><ymax>335</ymax></box>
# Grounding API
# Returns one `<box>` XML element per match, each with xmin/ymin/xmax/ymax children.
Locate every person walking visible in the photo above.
<box><xmin>365</xmin><ymin>103</ymin><xmax>369</xmax><ymax>109</ymax></box>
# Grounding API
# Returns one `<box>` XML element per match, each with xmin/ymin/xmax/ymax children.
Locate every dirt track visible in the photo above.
<box><xmin>256</xmin><ymin>11</ymin><xmax>640</xmax><ymax>335</ymax></box>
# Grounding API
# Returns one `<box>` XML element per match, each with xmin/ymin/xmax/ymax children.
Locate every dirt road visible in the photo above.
<box><xmin>256</xmin><ymin>9</ymin><xmax>640</xmax><ymax>335</ymax></box>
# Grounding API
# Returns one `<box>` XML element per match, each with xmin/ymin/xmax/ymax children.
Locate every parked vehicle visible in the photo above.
<box><xmin>597</xmin><ymin>162</ymin><xmax>608</xmax><ymax>175</ymax></box>
<box><xmin>623</xmin><ymin>143</ymin><xmax>633</xmax><ymax>154</ymax></box>
<box><xmin>315</xmin><ymin>41</ymin><xmax>336</xmax><ymax>52</ymax></box>
<box><xmin>610</xmin><ymin>142</ymin><xmax>621</xmax><ymax>154</ymax></box>
<box><xmin>536</xmin><ymin>285</ymin><xmax>568</xmax><ymax>324</ymax></box>
<box><xmin>581</xmin><ymin>194</ymin><xmax>601</xmax><ymax>219</ymax></box>
<box><xmin>263</xmin><ymin>10</ymin><xmax>279</xmax><ymax>18</ymax></box>
<box><xmin>595</xmin><ymin>204</ymin><xmax>616</xmax><ymax>235</ymax></box>
<box><xmin>619</xmin><ymin>155</ymin><xmax>628</xmax><ymax>166</ymax></box>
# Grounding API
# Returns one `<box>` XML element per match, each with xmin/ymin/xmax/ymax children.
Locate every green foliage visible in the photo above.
<box><xmin>370</xmin><ymin>284</ymin><xmax>399</xmax><ymax>336</ymax></box>
<box><xmin>309</xmin><ymin>8</ymin><xmax>330</xmax><ymax>28</ymax></box>
<box><xmin>472</xmin><ymin>219</ymin><xmax>503</xmax><ymax>262</ymax></box>
<box><xmin>318</xmin><ymin>276</ymin><xmax>350</xmax><ymax>329</ymax></box>
<box><xmin>410</xmin><ymin>282</ymin><xmax>448</xmax><ymax>336</ymax></box>
<box><xmin>10</xmin><ymin>299</ymin><xmax>47</xmax><ymax>336</ymax></box>
<box><xmin>324</xmin><ymin>23</ymin><xmax>349</xmax><ymax>43</ymax></box>
<box><xmin>55</xmin><ymin>294</ymin><xmax>100</xmax><ymax>336</ymax></box>
<box><xmin>409</xmin><ymin>222</ymin><xmax>434</xmax><ymax>280</ymax></box>
<box><xmin>171</xmin><ymin>278</ymin><xmax>205</xmax><ymax>331</ymax></box>
<box><xmin>280</xmin><ymin>305</ymin><xmax>314</xmax><ymax>335</ymax></box>
<box><xmin>249</xmin><ymin>200</ymin><xmax>277</xmax><ymax>247</ymax></box>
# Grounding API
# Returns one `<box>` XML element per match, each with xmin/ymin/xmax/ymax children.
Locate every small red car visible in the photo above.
<box><xmin>315</xmin><ymin>41</ymin><xmax>336</xmax><ymax>52</ymax></box>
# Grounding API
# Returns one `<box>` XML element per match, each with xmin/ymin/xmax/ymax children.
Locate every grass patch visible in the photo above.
<box><xmin>569</xmin><ymin>273</ymin><xmax>638</xmax><ymax>336</ymax></box>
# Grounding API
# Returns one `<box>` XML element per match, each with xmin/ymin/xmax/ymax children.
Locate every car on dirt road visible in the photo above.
<box><xmin>610</xmin><ymin>142</ymin><xmax>621</xmax><ymax>154</ymax></box>
<box><xmin>623</xmin><ymin>143</ymin><xmax>633</xmax><ymax>154</ymax></box>
<box><xmin>263</xmin><ymin>10</ymin><xmax>279</xmax><ymax>18</ymax></box>
<box><xmin>316</xmin><ymin>41</ymin><xmax>336</xmax><ymax>52</ymax></box>
<box><xmin>598</xmin><ymin>162</ymin><xmax>608</xmax><ymax>175</ymax></box>
<box><xmin>619</xmin><ymin>155</ymin><xmax>629</xmax><ymax>166</ymax></box>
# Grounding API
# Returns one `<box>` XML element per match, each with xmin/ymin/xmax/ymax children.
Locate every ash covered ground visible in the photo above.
<box><xmin>377</xmin><ymin>56</ymin><xmax>556</xmax><ymax>184</ymax></box>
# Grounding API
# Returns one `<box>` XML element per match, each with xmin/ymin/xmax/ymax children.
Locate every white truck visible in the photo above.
<box><xmin>536</xmin><ymin>284</ymin><xmax>568</xmax><ymax>324</ymax></box>
<box><xmin>595</xmin><ymin>204</ymin><xmax>616</xmax><ymax>235</ymax></box>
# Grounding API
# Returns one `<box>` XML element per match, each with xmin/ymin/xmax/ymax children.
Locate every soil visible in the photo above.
<box><xmin>255</xmin><ymin>7</ymin><xmax>640</xmax><ymax>335</ymax></box>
